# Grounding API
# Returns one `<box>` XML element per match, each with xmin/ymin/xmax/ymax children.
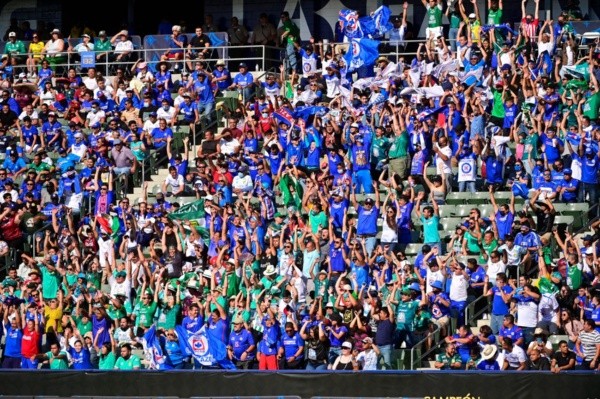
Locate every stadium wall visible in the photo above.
<box><xmin>0</xmin><ymin>370</ymin><xmax>598</xmax><ymax>399</ymax></box>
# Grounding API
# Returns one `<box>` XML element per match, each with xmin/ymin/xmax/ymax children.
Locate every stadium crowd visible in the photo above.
<box><xmin>0</xmin><ymin>0</ymin><xmax>600</xmax><ymax>373</ymax></box>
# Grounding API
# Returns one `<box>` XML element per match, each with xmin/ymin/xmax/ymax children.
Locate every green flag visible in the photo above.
<box><xmin>285</xmin><ymin>81</ymin><xmax>294</xmax><ymax>100</ymax></box>
<box><xmin>561</xmin><ymin>62</ymin><xmax>590</xmax><ymax>82</ymax></box>
<box><xmin>279</xmin><ymin>174</ymin><xmax>303</xmax><ymax>209</ymax></box>
<box><xmin>168</xmin><ymin>199</ymin><xmax>210</xmax><ymax>242</ymax></box>
<box><xmin>167</xmin><ymin>199</ymin><xmax>206</xmax><ymax>221</ymax></box>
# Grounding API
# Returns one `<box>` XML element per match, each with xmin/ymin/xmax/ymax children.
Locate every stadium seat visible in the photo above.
<box><xmin>464</xmin><ymin>191</ymin><xmax>489</xmax><ymax>205</ymax></box>
<box><xmin>438</xmin><ymin>204</ymin><xmax>456</xmax><ymax>218</ymax></box>
<box><xmin>548</xmin><ymin>334</ymin><xmax>569</xmax><ymax>352</ymax></box>
<box><xmin>455</xmin><ymin>205</ymin><xmax>476</xmax><ymax>218</ymax></box>
<box><xmin>563</xmin><ymin>203</ymin><xmax>589</xmax><ymax>230</ymax></box>
<box><xmin>554</xmin><ymin>215</ymin><xmax>575</xmax><ymax>229</ymax></box>
<box><xmin>478</xmin><ymin>204</ymin><xmax>494</xmax><ymax>219</ymax></box>
<box><xmin>404</xmin><ymin>243</ymin><xmax>422</xmax><ymax>256</ymax></box>
<box><xmin>440</xmin><ymin>218</ymin><xmax>464</xmax><ymax>232</ymax></box>
<box><xmin>445</xmin><ymin>192</ymin><xmax>470</xmax><ymax>205</ymax></box>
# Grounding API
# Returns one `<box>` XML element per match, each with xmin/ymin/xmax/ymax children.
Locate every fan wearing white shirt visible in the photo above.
<box><xmin>502</xmin><ymin>337</ymin><xmax>527</xmax><ymax>370</ymax></box>
<box><xmin>162</xmin><ymin>165</ymin><xmax>185</xmax><ymax>197</ymax></box>
<box><xmin>231</xmin><ymin>167</ymin><xmax>253</xmax><ymax>195</ymax></box>
<box><xmin>433</xmin><ymin>135</ymin><xmax>453</xmax><ymax>193</ymax></box>
<box><xmin>93</xmin><ymin>78</ymin><xmax>115</xmax><ymax>100</ymax></box>
<box><xmin>142</xmin><ymin>113</ymin><xmax>160</xmax><ymax>136</ymax></box>
<box><xmin>156</xmin><ymin>98</ymin><xmax>176</xmax><ymax>127</ymax></box>
<box><xmin>486</xmin><ymin>250</ymin><xmax>507</xmax><ymax>287</ymax></box>
<box><xmin>536</xmin><ymin>20</ymin><xmax>555</xmax><ymax>58</ymax></box>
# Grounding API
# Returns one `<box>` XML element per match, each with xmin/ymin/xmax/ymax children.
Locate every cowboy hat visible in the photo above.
<box><xmin>481</xmin><ymin>344</ymin><xmax>498</xmax><ymax>360</ymax></box>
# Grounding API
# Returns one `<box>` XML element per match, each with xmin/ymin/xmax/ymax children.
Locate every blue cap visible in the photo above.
<box><xmin>563</xmin><ymin>168</ymin><xmax>572</xmax><ymax>175</ymax></box>
<box><xmin>409</xmin><ymin>282</ymin><xmax>421</xmax><ymax>291</ymax></box>
<box><xmin>91</xmin><ymin>122</ymin><xmax>101</xmax><ymax>129</ymax></box>
<box><xmin>430</xmin><ymin>280</ymin><xmax>444</xmax><ymax>290</ymax></box>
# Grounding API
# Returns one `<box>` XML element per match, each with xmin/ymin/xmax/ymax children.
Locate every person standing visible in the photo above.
<box><xmin>279</xmin><ymin>12</ymin><xmax>300</xmax><ymax>73</ymax></box>
<box><xmin>421</xmin><ymin>0</ymin><xmax>443</xmax><ymax>40</ymax></box>
<box><xmin>278</xmin><ymin>321</ymin><xmax>305</xmax><ymax>369</ymax></box>
<box><xmin>2</xmin><ymin>304</ymin><xmax>23</xmax><ymax>368</ymax></box>
<box><xmin>252</xmin><ymin>14</ymin><xmax>276</xmax><ymax>46</ymax></box>
<box><xmin>575</xmin><ymin>319</ymin><xmax>600</xmax><ymax>370</ymax></box>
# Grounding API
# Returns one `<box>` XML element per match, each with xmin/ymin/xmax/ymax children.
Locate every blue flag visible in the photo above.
<box><xmin>143</xmin><ymin>325</ymin><xmax>166</xmax><ymax>370</ymax></box>
<box><xmin>339</xmin><ymin>9</ymin><xmax>364</xmax><ymax>39</ymax></box>
<box><xmin>417</xmin><ymin>105</ymin><xmax>448</xmax><ymax>122</ymax></box>
<box><xmin>273</xmin><ymin>107</ymin><xmax>296</xmax><ymax>127</ymax></box>
<box><xmin>361</xmin><ymin>6</ymin><xmax>393</xmax><ymax>38</ymax></box>
<box><xmin>175</xmin><ymin>325</ymin><xmax>236</xmax><ymax>369</ymax></box>
<box><xmin>292</xmin><ymin>105</ymin><xmax>329</xmax><ymax>122</ymax></box>
<box><xmin>481</xmin><ymin>23</ymin><xmax>519</xmax><ymax>36</ymax></box>
<box><xmin>344</xmin><ymin>38</ymin><xmax>379</xmax><ymax>71</ymax></box>
<box><xmin>512</xmin><ymin>182</ymin><xmax>529</xmax><ymax>199</ymax></box>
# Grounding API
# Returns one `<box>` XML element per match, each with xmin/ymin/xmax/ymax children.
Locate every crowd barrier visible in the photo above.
<box><xmin>0</xmin><ymin>370</ymin><xmax>597</xmax><ymax>399</ymax></box>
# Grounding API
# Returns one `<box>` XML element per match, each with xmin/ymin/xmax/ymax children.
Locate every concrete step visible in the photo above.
<box><xmin>476</xmin><ymin>318</ymin><xmax>491</xmax><ymax>329</ymax></box>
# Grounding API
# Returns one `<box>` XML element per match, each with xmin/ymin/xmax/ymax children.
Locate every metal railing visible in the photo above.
<box><xmin>6</xmin><ymin>45</ymin><xmax>286</xmax><ymax>78</ymax></box>
<box><xmin>396</xmin><ymin>322</ymin><xmax>445</xmax><ymax>370</ymax></box>
<box><xmin>465</xmin><ymin>293</ymin><xmax>491</xmax><ymax>327</ymax></box>
<box><xmin>5</xmin><ymin>38</ymin><xmax>441</xmax><ymax>80</ymax></box>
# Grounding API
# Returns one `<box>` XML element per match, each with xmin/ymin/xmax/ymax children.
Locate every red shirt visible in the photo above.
<box><xmin>229</xmin><ymin>127</ymin><xmax>243</xmax><ymax>141</ymax></box>
<box><xmin>0</xmin><ymin>216</ymin><xmax>22</xmax><ymax>241</ymax></box>
<box><xmin>521</xmin><ymin>18</ymin><xmax>539</xmax><ymax>41</ymax></box>
<box><xmin>21</xmin><ymin>328</ymin><xmax>40</xmax><ymax>357</ymax></box>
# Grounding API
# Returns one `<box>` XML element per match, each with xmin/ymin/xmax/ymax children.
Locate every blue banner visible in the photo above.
<box><xmin>175</xmin><ymin>325</ymin><xmax>236</xmax><ymax>369</ymax></box>
<box><xmin>481</xmin><ymin>23</ymin><xmax>519</xmax><ymax>36</ymax></box>
<box><xmin>361</xmin><ymin>6</ymin><xmax>393</xmax><ymax>38</ymax></box>
<box><xmin>512</xmin><ymin>182</ymin><xmax>529</xmax><ymax>199</ymax></box>
<box><xmin>292</xmin><ymin>105</ymin><xmax>328</xmax><ymax>122</ymax></box>
<box><xmin>339</xmin><ymin>9</ymin><xmax>364</xmax><ymax>39</ymax></box>
<box><xmin>344</xmin><ymin>38</ymin><xmax>379</xmax><ymax>71</ymax></box>
<box><xmin>417</xmin><ymin>105</ymin><xmax>448</xmax><ymax>122</ymax></box>
<box><xmin>273</xmin><ymin>107</ymin><xmax>296</xmax><ymax>126</ymax></box>
<box><xmin>143</xmin><ymin>325</ymin><xmax>166</xmax><ymax>370</ymax></box>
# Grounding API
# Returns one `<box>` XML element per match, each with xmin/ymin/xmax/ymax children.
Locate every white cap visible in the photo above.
<box><xmin>205</xmin><ymin>194</ymin><xmax>213</xmax><ymax>201</ymax></box>
<box><xmin>468</xmin><ymin>13</ymin><xmax>476</xmax><ymax>18</ymax></box>
<box><xmin>8</xmin><ymin>32</ymin><xmax>15</xmax><ymax>38</ymax></box>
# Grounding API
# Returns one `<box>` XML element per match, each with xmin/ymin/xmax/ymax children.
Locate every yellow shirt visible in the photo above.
<box><xmin>29</xmin><ymin>41</ymin><xmax>45</xmax><ymax>59</ymax></box>
<box><xmin>44</xmin><ymin>305</ymin><xmax>63</xmax><ymax>333</ymax></box>
<box><xmin>464</xmin><ymin>19</ymin><xmax>482</xmax><ymax>43</ymax></box>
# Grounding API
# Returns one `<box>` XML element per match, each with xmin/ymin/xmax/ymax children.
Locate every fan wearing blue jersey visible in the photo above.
<box><xmin>351</xmin><ymin>182</ymin><xmax>380</xmax><ymax>257</ymax></box>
